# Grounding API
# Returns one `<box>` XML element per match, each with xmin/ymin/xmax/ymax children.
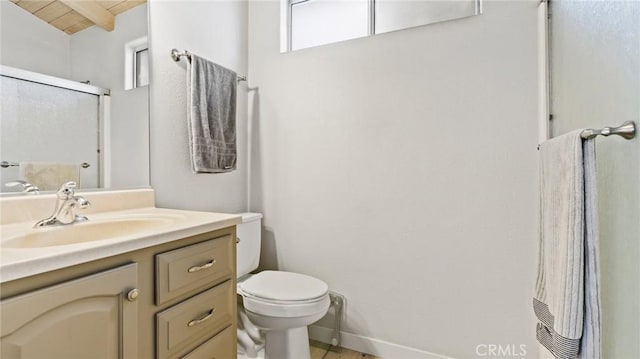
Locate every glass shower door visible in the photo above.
<box><xmin>1</xmin><ymin>75</ymin><xmax>100</xmax><ymax>191</ymax></box>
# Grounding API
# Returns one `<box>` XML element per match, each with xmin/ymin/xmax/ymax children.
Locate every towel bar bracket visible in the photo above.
<box><xmin>171</xmin><ymin>48</ymin><xmax>188</xmax><ymax>62</ymax></box>
<box><xmin>581</xmin><ymin>121</ymin><xmax>636</xmax><ymax>140</ymax></box>
<box><xmin>0</xmin><ymin>161</ymin><xmax>19</xmax><ymax>168</ymax></box>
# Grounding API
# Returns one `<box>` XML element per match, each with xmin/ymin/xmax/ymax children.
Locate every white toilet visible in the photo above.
<box><xmin>236</xmin><ymin>213</ymin><xmax>330</xmax><ymax>359</ymax></box>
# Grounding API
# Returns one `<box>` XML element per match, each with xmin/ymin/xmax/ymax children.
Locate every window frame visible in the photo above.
<box><xmin>133</xmin><ymin>47</ymin><xmax>149</xmax><ymax>89</ymax></box>
<box><xmin>282</xmin><ymin>0</ymin><xmax>482</xmax><ymax>52</ymax></box>
<box><xmin>285</xmin><ymin>0</ymin><xmax>375</xmax><ymax>52</ymax></box>
<box><xmin>124</xmin><ymin>36</ymin><xmax>149</xmax><ymax>90</ymax></box>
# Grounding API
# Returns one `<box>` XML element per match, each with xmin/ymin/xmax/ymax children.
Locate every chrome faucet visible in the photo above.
<box><xmin>34</xmin><ymin>181</ymin><xmax>91</xmax><ymax>228</ymax></box>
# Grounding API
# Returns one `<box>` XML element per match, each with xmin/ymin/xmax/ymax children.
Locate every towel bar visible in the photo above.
<box><xmin>170</xmin><ymin>49</ymin><xmax>247</xmax><ymax>83</ymax></box>
<box><xmin>1</xmin><ymin>161</ymin><xmax>90</xmax><ymax>169</ymax></box>
<box><xmin>537</xmin><ymin>121</ymin><xmax>636</xmax><ymax>151</ymax></box>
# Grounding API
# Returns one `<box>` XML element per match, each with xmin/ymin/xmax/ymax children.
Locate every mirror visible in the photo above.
<box><xmin>0</xmin><ymin>0</ymin><xmax>150</xmax><ymax>194</ymax></box>
<box><xmin>282</xmin><ymin>0</ymin><xmax>482</xmax><ymax>52</ymax></box>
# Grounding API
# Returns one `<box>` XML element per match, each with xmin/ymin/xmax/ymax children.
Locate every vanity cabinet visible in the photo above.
<box><xmin>155</xmin><ymin>236</ymin><xmax>236</xmax><ymax>358</ymax></box>
<box><xmin>0</xmin><ymin>263</ymin><xmax>138</xmax><ymax>359</ymax></box>
<box><xmin>0</xmin><ymin>226</ymin><xmax>237</xmax><ymax>359</ymax></box>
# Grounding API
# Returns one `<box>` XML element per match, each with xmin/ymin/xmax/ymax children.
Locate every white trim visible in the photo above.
<box><xmin>0</xmin><ymin>65</ymin><xmax>109</xmax><ymax>96</ymax></box>
<box><xmin>309</xmin><ymin>325</ymin><xmax>456</xmax><ymax>359</ymax></box>
<box><xmin>368</xmin><ymin>0</ymin><xmax>375</xmax><ymax>36</ymax></box>
<box><xmin>280</xmin><ymin>0</ymin><xmax>290</xmax><ymax>53</ymax></box>
<box><xmin>100</xmin><ymin>95</ymin><xmax>112</xmax><ymax>188</ymax></box>
<box><xmin>537</xmin><ymin>1</ymin><xmax>550</xmax><ymax>142</ymax></box>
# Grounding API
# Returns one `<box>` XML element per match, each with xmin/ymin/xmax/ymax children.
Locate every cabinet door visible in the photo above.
<box><xmin>1</xmin><ymin>263</ymin><xmax>138</xmax><ymax>359</ymax></box>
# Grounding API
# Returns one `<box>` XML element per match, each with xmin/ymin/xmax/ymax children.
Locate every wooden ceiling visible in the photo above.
<box><xmin>10</xmin><ymin>0</ymin><xmax>146</xmax><ymax>35</ymax></box>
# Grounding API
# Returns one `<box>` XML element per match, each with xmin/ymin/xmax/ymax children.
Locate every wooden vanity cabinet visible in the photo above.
<box><xmin>155</xmin><ymin>236</ymin><xmax>235</xmax><ymax>358</ymax></box>
<box><xmin>0</xmin><ymin>263</ymin><xmax>138</xmax><ymax>359</ymax></box>
<box><xmin>0</xmin><ymin>226</ymin><xmax>237</xmax><ymax>359</ymax></box>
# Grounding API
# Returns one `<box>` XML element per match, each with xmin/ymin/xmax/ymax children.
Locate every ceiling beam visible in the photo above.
<box><xmin>58</xmin><ymin>0</ymin><xmax>114</xmax><ymax>31</ymax></box>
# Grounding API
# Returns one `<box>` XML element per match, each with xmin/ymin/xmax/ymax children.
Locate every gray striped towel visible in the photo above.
<box><xmin>186</xmin><ymin>53</ymin><xmax>237</xmax><ymax>173</ymax></box>
<box><xmin>534</xmin><ymin>130</ymin><xmax>601</xmax><ymax>359</ymax></box>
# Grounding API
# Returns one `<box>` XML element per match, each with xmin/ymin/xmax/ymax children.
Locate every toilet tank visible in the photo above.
<box><xmin>236</xmin><ymin>212</ymin><xmax>263</xmax><ymax>278</ymax></box>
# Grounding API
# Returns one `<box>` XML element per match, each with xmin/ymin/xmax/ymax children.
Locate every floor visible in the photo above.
<box><xmin>237</xmin><ymin>341</ymin><xmax>380</xmax><ymax>359</ymax></box>
<box><xmin>310</xmin><ymin>341</ymin><xmax>380</xmax><ymax>359</ymax></box>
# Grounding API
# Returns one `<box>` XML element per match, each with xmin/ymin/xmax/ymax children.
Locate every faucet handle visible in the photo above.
<box><xmin>57</xmin><ymin>181</ymin><xmax>77</xmax><ymax>199</ymax></box>
<box><xmin>76</xmin><ymin>196</ymin><xmax>91</xmax><ymax>210</ymax></box>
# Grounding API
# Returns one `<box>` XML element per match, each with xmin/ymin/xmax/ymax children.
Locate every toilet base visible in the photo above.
<box><xmin>265</xmin><ymin>327</ymin><xmax>311</xmax><ymax>359</ymax></box>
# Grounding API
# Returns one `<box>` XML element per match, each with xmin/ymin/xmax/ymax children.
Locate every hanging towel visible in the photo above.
<box><xmin>186</xmin><ymin>53</ymin><xmax>237</xmax><ymax>173</ymax></box>
<box><xmin>20</xmin><ymin>162</ymin><xmax>80</xmax><ymax>191</ymax></box>
<box><xmin>534</xmin><ymin>130</ymin><xmax>601</xmax><ymax>359</ymax></box>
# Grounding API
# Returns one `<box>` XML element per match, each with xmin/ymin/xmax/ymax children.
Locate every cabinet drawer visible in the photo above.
<box><xmin>156</xmin><ymin>236</ymin><xmax>233</xmax><ymax>305</ymax></box>
<box><xmin>156</xmin><ymin>280</ymin><xmax>234</xmax><ymax>359</ymax></box>
<box><xmin>181</xmin><ymin>326</ymin><xmax>235</xmax><ymax>359</ymax></box>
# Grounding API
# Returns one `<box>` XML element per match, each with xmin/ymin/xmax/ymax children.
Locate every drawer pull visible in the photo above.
<box><xmin>187</xmin><ymin>308</ymin><xmax>216</xmax><ymax>327</ymax></box>
<box><xmin>187</xmin><ymin>259</ymin><xmax>216</xmax><ymax>273</ymax></box>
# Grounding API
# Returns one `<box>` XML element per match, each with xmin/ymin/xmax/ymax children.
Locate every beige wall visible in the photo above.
<box><xmin>148</xmin><ymin>0</ymin><xmax>248</xmax><ymax>213</ymax></box>
<box><xmin>248</xmin><ymin>0</ymin><xmax>540</xmax><ymax>357</ymax></box>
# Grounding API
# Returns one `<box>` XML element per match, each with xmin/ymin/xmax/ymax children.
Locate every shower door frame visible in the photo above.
<box><xmin>0</xmin><ymin>65</ymin><xmax>111</xmax><ymax>188</ymax></box>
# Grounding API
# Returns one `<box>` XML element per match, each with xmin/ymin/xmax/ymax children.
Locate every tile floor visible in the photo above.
<box><xmin>310</xmin><ymin>341</ymin><xmax>380</xmax><ymax>359</ymax></box>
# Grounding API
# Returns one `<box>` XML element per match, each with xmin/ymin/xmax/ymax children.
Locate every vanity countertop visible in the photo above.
<box><xmin>0</xmin><ymin>189</ymin><xmax>242</xmax><ymax>283</ymax></box>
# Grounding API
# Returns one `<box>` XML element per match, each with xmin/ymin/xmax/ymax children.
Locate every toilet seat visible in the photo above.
<box><xmin>238</xmin><ymin>271</ymin><xmax>330</xmax><ymax>318</ymax></box>
<box><xmin>241</xmin><ymin>293</ymin><xmax>330</xmax><ymax>318</ymax></box>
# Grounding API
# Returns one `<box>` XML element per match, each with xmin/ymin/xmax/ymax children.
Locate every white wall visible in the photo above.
<box><xmin>148</xmin><ymin>0</ymin><xmax>248</xmax><ymax>212</ymax></box>
<box><xmin>0</xmin><ymin>0</ymin><xmax>70</xmax><ymax>79</ymax></box>
<box><xmin>248</xmin><ymin>0</ymin><xmax>540</xmax><ymax>357</ymax></box>
<box><xmin>70</xmin><ymin>4</ymin><xmax>150</xmax><ymax>189</ymax></box>
<box><xmin>549</xmin><ymin>1</ymin><xmax>640</xmax><ymax>357</ymax></box>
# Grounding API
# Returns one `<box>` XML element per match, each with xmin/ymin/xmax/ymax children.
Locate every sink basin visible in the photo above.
<box><xmin>3</xmin><ymin>214</ymin><xmax>184</xmax><ymax>248</ymax></box>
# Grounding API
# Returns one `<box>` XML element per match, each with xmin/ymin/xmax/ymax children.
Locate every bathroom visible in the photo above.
<box><xmin>0</xmin><ymin>0</ymin><xmax>638</xmax><ymax>358</ymax></box>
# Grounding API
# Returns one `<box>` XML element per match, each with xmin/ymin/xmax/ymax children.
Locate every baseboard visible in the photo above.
<box><xmin>308</xmin><ymin>325</ymin><xmax>455</xmax><ymax>359</ymax></box>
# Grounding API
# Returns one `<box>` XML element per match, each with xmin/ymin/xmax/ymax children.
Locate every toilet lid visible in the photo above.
<box><xmin>239</xmin><ymin>271</ymin><xmax>328</xmax><ymax>301</ymax></box>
